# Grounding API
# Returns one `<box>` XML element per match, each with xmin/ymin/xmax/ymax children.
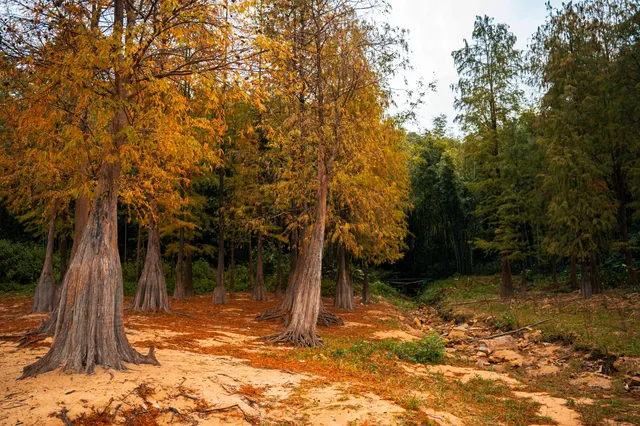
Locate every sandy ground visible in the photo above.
<box><xmin>0</xmin><ymin>292</ymin><xmax>620</xmax><ymax>426</ymax></box>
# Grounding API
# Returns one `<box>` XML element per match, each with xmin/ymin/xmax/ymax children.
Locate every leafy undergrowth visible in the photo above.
<box><xmin>421</xmin><ymin>275</ymin><xmax>640</xmax><ymax>356</ymax></box>
<box><xmin>0</xmin><ymin>290</ymin><xmax>612</xmax><ymax>425</ymax></box>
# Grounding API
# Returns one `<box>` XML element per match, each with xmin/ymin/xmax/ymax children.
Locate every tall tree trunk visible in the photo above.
<box><xmin>130</xmin><ymin>203</ymin><xmax>170</xmax><ymax>313</ymax></box>
<box><xmin>213</xmin><ymin>170</ymin><xmax>226</xmax><ymax>304</ymax></box>
<box><xmin>71</xmin><ymin>195</ymin><xmax>89</xmax><ymax>259</ymax></box>
<box><xmin>21</xmin><ymin>161</ymin><xmax>157</xmax><ymax>377</ymax></box>
<box><xmin>619</xmin><ymin>204</ymin><xmax>637</xmax><ymax>286</ymax></box>
<box><xmin>500</xmin><ymin>254</ymin><xmax>513</xmax><ymax>298</ymax></box>
<box><xmin>248</xmin><ymin>233</ymin><xmax>254</xmax><ymax>291</ymax></box>
<box><xmin>362</xmin><ymin>261</ymin><xmax>371</xmax><ymax>304</ymax></box>
<box><xmin>570</xmin><ymin>255</ymin><xmax>578</xmax><ymax>290</ymax></box>
<box><xmin>520</xmin><ymin>259</ymin><xmax>527</xmax><ymax>297</ymax></box>
<box><xmin>32</xmin><ymin>211</ymin><xmax>57</xmax><ymax>313</ymax></box>
<box><xmin>590</xmin><ymin>252</ymin><xmax>602</xmax><ymax>295</ymax></box>
<box><xmin>580</xmin><ymin>259</ymin><xmax>592</xmax><ymax>299</ymax></box>
<box><xmin>552</xmin><ymin>258</ymin><xmax>558</xmax><ymax>284</ymax></box>
<box><xmin>264</xmin><ymin>165</ymin><xmax>330</xmax><ymax>346</ymax></box>
<box><xmin>275</xmin><ymin>238</ymin><xmax>283</xmax><ymax>299</ymax></box>
<box><xmin>184</xmin><ymin>251</ymin><xmax>194</xmax><ymax>296</ymax></box>
<box><xmin>252</xmin><ymin>228</ymin><xmax>268</xmax><ymax>301</ymax></box>
<box><xmin>173</xmin><ymin>227</ymin><xmax>185</xmax><ymax>300</ymax></box>
<box><xmin>135</xmin><ymin>221</ymin><xmax>143</xmax><ymax>280</ymax></box>
<box><xmin>59</xmin><ymin>235</ymin><xmax>69</xmax><ymax>282</ymax></box>
<box><xmin>229</xmin><ymin>236</ymin><xmax>235</xmax><ymax>298</ymax></box>
<box><xmin>333</xmin><ymin>245</ymin><xmax>354</xmax><ymax>311</ymax></box>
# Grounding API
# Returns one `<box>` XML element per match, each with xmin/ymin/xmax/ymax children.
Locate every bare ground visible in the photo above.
<box><xmin>0</xmin><ymin>292</ymin><xmax>638</xmax><ymax>425</ymax></box>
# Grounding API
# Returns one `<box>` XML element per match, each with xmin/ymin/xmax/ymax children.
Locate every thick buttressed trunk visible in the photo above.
<box><xmin>229</xmin><ymin>237</ymin><xmax>235</xmax><ymax>298</ymax></box>
<box><xmin>263</xmin><ymin>170</ymin><xmax>330</xmax><ymax>347</ymax></box>
<box><xmin>590</xmin><ymin>252</ymin><xmax>602</xmax><ymax>295</ymax></box>
<box><xmin>333</xmin><ymin>245</ymin><xmax>354</xmax><ymax>311</ymax></box>
<box><xmin>500</xmin><ymin>254</ymin><xmax>513</xmax><ymax>298</ymax></box>
<box><xmin>570</xmin><ymin>255</ymin><xmax>578</xmax><ymax>289</ymax></box>
<box><xmin>520</xmin><ymin>259</ymin><xmax>527</xmax><ymax>298</ymax></box>
<box><xmin>580</xmin><ymin>259</ymin><xmax>592</xmax><ymax>299</ymax></box>
<box><xmin>213</xmin><ymin>171</ymin><xmax>226</xmax><ymax>304</ymax></box>
<box><xmin>275</xmin><ymin>239</ymin><xmax>284</xmax><ymax>299</ymax></box>
<box><xmin>129</xmin><ymin>205</ymin><xmax>170</xmax><ymax>313</ymax></box>
<box><xmin>32</xmin><ymin>212</ymin><xmax>57</xmax><ymax>313</ymax></box>
<box><xmin>184</xmin><ymin>251</ymin><xmax>194</xmax><ymax>296</ymax></box>
<box><xmin>252</xmin><ymin>230</ymin><xmax>269</xmax><ymax>301</ymax></box>
<box><xmin>59</xmin><ymin>235</ymin><xmax>69</xmax><ymax>282</ymax></box>
<box><xmin>362</xmin><ymin>261</ymin><xmax>371</xmax><ymax>304</ymax></box>
<box><xmin>619</xmin><ymin>204</ymin><xmax>637</xmax><ymax>286</ymax></box>
<box><xmin>21</xmin><ymin>161</ymin><xmax>158</xmax><ymax>378</ymax></box>
<box><xmin>173</xmin><ymin>227</ymin><xmax>186</xmax><ymax>300</ymax></box>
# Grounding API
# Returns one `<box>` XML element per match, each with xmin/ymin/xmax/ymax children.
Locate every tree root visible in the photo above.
<box><xmin>318</xmin><ymin>308</ymin><xmax>344</xmax><ymax>327</ymax></box>
<box><xmin>260</xmin><ymin>330</ymin><xmax>324</xmax><ymax>348</ymax></box>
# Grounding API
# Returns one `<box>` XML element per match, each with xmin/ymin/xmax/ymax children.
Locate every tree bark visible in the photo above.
<box><xmin>213</xmin><ymin>170</ymin><xmax>226</xmax><ymax>304</ymax></box>
<box><xmin>362</xmin><ymin>261</ymin><xmax>371</xmax><ymax>304</ymax></box>
<box><xmin>21</xmin><ymin>161</ymin><xmax>157</xmax><ymax>377</ymax></box>
<box><xmin>275</xmin><ymin>238</ymin><xmax>283</xmax><ymax>299</ymax></box>
<box><xmin>580</xmin><ymin>259</ymin><xmax>592</xmax><ymax>299</ymax></box>
<box><xmin>130</xmin><ymin>204</ymin><xmax>170</xmax><ymax>313</ymax></box>
<box><xmin>333</xmin><ymin>245</ymin><xmax>354</xmax><ymax>311</ymax></box>
<box><xmin>252</xmin><ymin>228</ymin><xmax>269</xmax><ymax>301</ymax></box>
<box><xmin>520</xmin><ymin>259</ymin><xmax>527</xmax><ymax>298</ymax></box>
<box><xmin>500</xmin><ymin>253</ymin><xmax>513</xmax><ymax>298</ymax></box>
<box><xmin>229</xmin><ymin>236</ymin><xmax>235</xmax><ymax>298</ymax></box>
<box><xmin>184</xmin><ymin>251</ymin><xmax>194</xmax><ymax>297</ymax></box>
<box><xmin>32</xmin><ymin>211</ymin><xmax>57</xmax><ymax>313</ymax></box>
<box><xmin>173</xmin><ymin>227</ymin><xmax>186</xmax><ymax>300</ymax></box>
<box><xmin>59</xmin><ymin>235</ymin><xmax>69</xmax><ymax>283</ymax></box>
<box><xmin>619</xmin><ymin>203</ymin><xmax>637</xmax><ymax>286</ymax></box>
<box><xmin>552</xmin><ymin>258</ymin><xmax>558</xmax><ymax>284</ymax></box>
<box><xmin>71</xmin><ymin>194</ymin><xmax>89</xmax><ymax>259</ymax></box>
<box><xmin>248</xmin><ymin>233</ymin><xmax>254</xmax><ymax>291</ymax></box>
<box><xmin>135</xmin><ymin>221</ymin><xmax>143</xmax><ymax>281</ymax></box>
<box><xmin>590</xmin><ymin>252</ymin><xmax>602</xmax><ymax>295</ymax></box>
<box><xmin>570</xmin><ymin>255</ymin><xmax>578</xmax><ymax>289</ymax></box>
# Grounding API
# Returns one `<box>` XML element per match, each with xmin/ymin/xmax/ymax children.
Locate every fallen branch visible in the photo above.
<box><xmin>201</xmin><ymin>403</ymin><xmax>239</xmax><ymax>413</ymax></box>
<box><xmin>466</xmin><ymin>319</ymin><xmax>552</xmax><ymax>343</ymax></box>
<box><xmin>178</xmin><ymin>393</ymin><xmax>198</xmax><ymax>400</ymax></box>
<box><xmin>60</xmin><ymin>408</ymin><xmax>72</xmax><ymax>426</ymax></box>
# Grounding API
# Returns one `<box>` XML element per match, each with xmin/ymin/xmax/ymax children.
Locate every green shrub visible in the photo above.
<box><xmin>0</xmin><ymin>239</ymin><xmax>44</xmax><ymax>285</ymax></box>
<box><xmin>392</xmin><ymin>333</ymin><xmax>445</xmax><ymax>364</ymax></box>
<box><xmin>489</xmin><ymin>312</ymin><xmax>518</xmax><ymax>331</ymax></box>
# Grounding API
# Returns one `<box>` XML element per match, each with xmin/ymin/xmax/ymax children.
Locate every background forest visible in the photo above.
<box><xmin>1</xmin><ymin>0</ymin><xmax>639</xmax><ymax>358</ymax></box>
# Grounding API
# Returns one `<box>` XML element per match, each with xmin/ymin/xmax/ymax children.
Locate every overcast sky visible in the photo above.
<box><xmin>387</xmin><ymin>0</ymin><xmax>555</xmax><ymax>134</ymax></box>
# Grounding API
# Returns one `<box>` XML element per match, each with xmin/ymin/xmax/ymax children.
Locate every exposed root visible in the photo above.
<box><xmin>256</xmin><ymin>307</ymin><xmax>289</xmax><ymax>322</ymax></box>
<box><xmin>260</xmin><ymin>330</ymin><xmax>323</xmax><ymax>348</ymax></box>
<box><xmin>318</xmin><ymin>308</ymin><xmax>344</xmax><ymax>327</ymax></box>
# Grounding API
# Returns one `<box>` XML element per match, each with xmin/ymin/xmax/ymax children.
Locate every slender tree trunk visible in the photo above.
<box><xmin>333</xmin><ymin>245</ymin><xmax>354</xmax><ymax>311</ymax></box>
<box><xmin>552</xmin><ymin>258</ymin><xmax>558</xmax><ymax>284</ymax></box>
<box><xmin>32</xmin><ymin>211</ymin><xmax>57</xmax><ymax>313</ymax></box>
<box><xmin>520</xmin><ymin>259</ymin><xmax>527</xmax><ymax>298</ymax></box>
<box><xmin>619</xmin><ymin>204</ymin><xmax>637</xmax><ymax>286</ymax></box>
<box><xmin>580</xmin><ymin>259</ymin><xmax>592</xmax><ymax>299</ymax></box>
<box><xmin>362</xmin><ymin>261</ymin><xmax>371</xmax><ymax>304</ymax></box>
<box><xmin>500</xmin><ymin>253</ymin><xmax>513</xmax><ymax>298</ymax></box>
<box><xmin>275</xmin><ymin>238</ymin><xmax>283</xmax><ymax>299</ymax></box>
<box><xmin>248</xmin><ymin>233</ymin><xmax>254</xmax><ymax>291</ymax></box>
<box><xmin>252</xmin><ymin>229</ymin><xmax>268</xmax><ymax>301</ymax></box>
<box><xmin>135</xmin><ymin>221</ymin><xmax>143</xmax><ymax>280</ymax></box>
<box><xmin>570</xmin><ymin>255</ymin><xmax>578</xmax><ymax>290</ymax></box>
<box><xmin>130</xmin><ymin>203</ymin><xmax>170</xmax><ymax>313</ymax></box>
<box><xmin>173</xmin><ymin>227</ymin><xmax>186</xmax><ymax>300</ymax></box>
<box><xmin>59</xmin><ymin>235</ymin><xmax>69</xmax><ymax>282</ymax></box>
<box><xmin>590</xmin><ymin>252</ymin><xmax>602</xmax><ymax>295</ymax></box>
<box><xmin>184</xmin><ymin>251</ymin><xmax>194</xmax><ymax>296</ymax></box>
<box><xmin>229</xmin><ymin>236</ymin><xmax>235</xmax><ymax>298</ymax></box>
<box><xmin>213</xmin><ymin>172</ymin><xmax>226</xmax><ymax>304</ymax></box>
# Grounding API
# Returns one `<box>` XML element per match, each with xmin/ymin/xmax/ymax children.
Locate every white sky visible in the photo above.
<box><xmin>387</xmin><ymin>0</ymin><xmax>555</xmax><ymax>134</ymax></box>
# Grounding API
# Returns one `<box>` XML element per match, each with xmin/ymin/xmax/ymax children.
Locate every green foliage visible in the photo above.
<box><xmin>488</xmin><ymin>312</ymin><xmax>518</xmax><ymax>332</ymax></box>
<box><xmin>328</xmin><ymin>335</ymin><xmax>444</xmax><ymax>366</ymax></box>
<box><xmin>0</xmin><ymin>239</ymin><xmax>45</xmax><ymax>285</ymax></box>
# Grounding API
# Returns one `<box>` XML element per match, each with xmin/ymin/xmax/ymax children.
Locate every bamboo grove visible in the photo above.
<box><xmin>0</xmin><ymin>0</ymin><xmax>639</xmax><ymax>378</ymax></box>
